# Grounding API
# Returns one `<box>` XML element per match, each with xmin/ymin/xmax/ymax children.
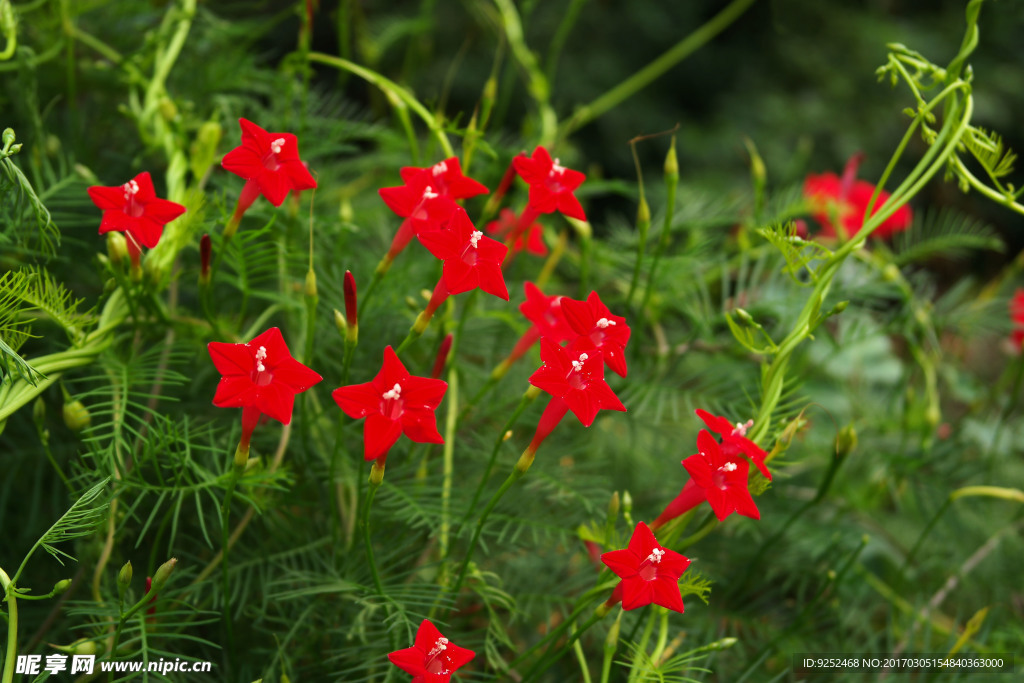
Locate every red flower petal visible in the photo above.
<box><xmin>363</xmin><ymin>414</ymin><xmax>403</xmax><ymax>461</ymax></box>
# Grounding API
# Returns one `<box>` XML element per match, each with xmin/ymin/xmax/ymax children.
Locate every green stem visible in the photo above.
<box><xmin>559</xmin><ymin>0</ymin><xmax>758</xmax><ymax>138</ymax></box>
<box><xmin>219</xmin><ymin>461</ymin><xmax>245</xmax><ymax>670</ymax></box>
<box><xmin>460</xmin><ymin>390</ymin><xmax>536</xmax><ymax>527</ymax></box>
<box><xmin>439</xmin><ymin>371</ymin><xmax>458</xmax><ymax>557</ymax></box>
<box><xmin>521</xmin><ymin>612</ymin><xmax>604</xmax><ymax>683</ymax></box>
<box><xmin>1</xmin><ymin>568</ymin><xmax>16</xmax><ymax>683</ymax></box>
<box><xmin>451</xmin><ymin>468</ymin><xmax>523</xmax><ymax>596</ymax></box>
<box><xmin>307</xmin><ymin>52</ymin><xmax>454</xmax><ymax>157</ymax></box>
<box><xmin>362</xmin><ymin>478</ymin><xmax>385</xmax><ymax>596</ymax></box>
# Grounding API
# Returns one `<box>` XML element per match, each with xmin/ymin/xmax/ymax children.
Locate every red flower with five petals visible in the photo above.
<box><xmin>485</xmin><ymin>208</ymin><xmax>547</xmax><ymax>256</ymax></box>
<box><xmin>695</xmin><ymin>409</ymin><xmax>771</xmax><ymax>480</ymax></box>
<box><xmin>601</xmin><ymin>522</ymin><xmax>690</xmax><ymax>612</ymax></box>
<box><xmin>208</xmin><ymin>327</ymin><xmax>323</xmax><ymax>447</ymax></box>
<box><xmin>87</xmin><ymin>171</ymin><xmax>186</xmax><ymax>253</ymax></box>
<box><xmin>387</xmin><ymin>619</ymin><xmax>475</xmax><ymax>683</ymax></box>
<box><xmin>512</xmin><ymin>146</ymin><xmax>587</xmax><ymax>221</ymax></box>
<box><xmin>561</xmin><ymin>291</ymin><xmax>631</xmax><ymax>378</ymax></box>
<box><xmin>332</xmin><ymin>346</ymin><xmax>447</xmax><ymax>461</ymax></box>
<box><xmin>804</xmin><ymin>154</ymin><xmax>912</xmax><ymax>240</ymax></box>
<box><xmin>222</xmin><ymin>118</ymin><xmax>318</xmax><ymax>207</ymax></box>
<box><xmin>418</xmin><ymin>207</ymin><xmax>510</xmax><ymax>300</ymax></box>
<box><xmin>1010</xmin><ymin>289</ymin><xmax>1024</xmax><ymax>349</ymax></box>
<box><xmin>682</xmin><ymin>430</ymin><xmax>760</xmax><ymax>521</ymax></box>
<box><xmin>378</xmin><ymin>158</ymin><xmax>488</xmax><ymax>261</ymax></box>
<box><xmin>529</xmin><ymin>339</ymin><xmax>625</xmax><ymax>427</ymax></box>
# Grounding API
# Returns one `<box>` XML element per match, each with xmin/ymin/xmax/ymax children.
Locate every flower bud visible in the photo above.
<box><xmin>835</xmin><ymin>423</ymin><xmax>857</xmax><ymax>459</ymax></box>
<box><xmin>664</xmin><ymin>137</ymin><xmax>678</xmax><ymax>180</ymax></box>
<box><xmin>117</xmin><ymin>561</ymin><xmax>133</xmax><ymax>593</ymax></box>
<box><xmin>339</xmin><ymin>198</ymin><xmax>353</xmax><ymax>223</ymax></box>
<box><xmin>636</xmin><ymin>195</ymin><xmax>651</xmax><ymax>243</ymax></box>
<box><xmin>304</xmin><ymin>268</ymin><xmax>318</xmax><ymax>299</ymax></box>
<box><xmin>62</xmin><ymin>400</ymin><xmax>91</xmax><ymax>433</ymax></box>
<box><xmin>431</xmin><ymin>333</ymin><xmax>453</xmax><ymax>379</ymax></box>
<box><xmin>606</xmin><ymin>491</ymin><xmax>620</xmax><ymax>523</ymax></box>
<box><xmin>107</xmin><ymin>232</ymin><xmax>128</xmax><ymax>266</ymax></box>
<box><xmin>150</xmin><ymin>558</ymin><xmax>177</xmax><ymax>594</ymax></box>
<box><xmin>52</xmin><ymin>579</ymin><xmax>72</xmax><ymax>596</ymax></box>
<box><xmin>604</xmin><ymin>610</ymin><xmax>622</xmax><ymax>653</ymax></box>
<box><xmin>50</xmin><ymin>639</ymin><xmax>100</xmax><ymax>656</ymax></box>
<box><xmin>2</xmin><ymin>128</ymin><xmax>14</xmax><ymax>150</ymax></box>
<box><xmin>334</xmin><ymin>308</ymin><xmax>347</xmax><ymax>337</ymax></box>
<box><xmin>33</xmin><ymin>398</ymin><xmax>46</xmax><ymax>430</ymax></box>
<box><xmin>343</xmin><ymin>270</ymin><xmax>358</xmax><ymax>343</ymax></box>
<box><xmin>882</xmin><ymin>263</ymin><xmax>901</xmax><ymax>282</ymax></box>
<box><xmin>199</xmin><ymin>234</ymin><xmax>211</xmax><ymax>285</ymax></box>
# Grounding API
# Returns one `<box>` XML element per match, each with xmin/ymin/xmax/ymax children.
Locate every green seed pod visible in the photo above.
<box><xmin>2</xmin><ymin>128</ymin><xmax>14</xmax><ymax>149</ymax></box>
<box><xmin>158</xmin><ymin>97</ymin><xmax>179</xmax><ymax>122</ymax></box>
<box><xmin>50</xmin><ymin>639</ymin><xmax>100</xmax><ymax>656</ymax></box>
<box><xmin>150</xmin><ymin>558</ymin><xmax>177</xmax><ymax>594</ymax></box>
<box><xmin>304</xmin><ymin>269</ymin><xmax>318</xmax><ymax>299</ymax></box>
<box><xmin>107</xmin><ymin>232</ymin><xmax>128</xmax><ymax>266</ymax></box>
<box><xmin>835</xmin><ymin>423</ymin><xmax>857</xmax><ymax>459</ymax></box>
<box><xmin>32</xmin><ymin>398</ymin><xmax>46</xmax><ymax>429</ymax></box>
<box><xmin>664</xmin><ymin>137</ymin><xmax>679</xmax><ymax>181</ymax></box>
<box><xmin>62</xmin><ymin>400</ymin><xmax>91</xmax><ymax>433</ymax></box>
<box><xmin>117</xmin><ymin>561</ymin><xmax>133</xmax><ymax>593</ymax></box>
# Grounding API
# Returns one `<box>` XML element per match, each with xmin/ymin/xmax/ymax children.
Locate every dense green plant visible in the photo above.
<box><xmin>2</xmin><ymin>1</ymin><xmax>1022</xmax><ymax>681</ymax></box>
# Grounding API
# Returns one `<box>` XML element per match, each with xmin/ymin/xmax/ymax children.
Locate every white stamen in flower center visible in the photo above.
<box><xmin>720</xmin><ymin>462</ymin><xmax>738</xmax><ymax>473</ymax></box>
<box><xmin>551</xmin><ymin>158</ymin><xmax>566</xmax><ymax>175</ymax></box>
<box><xmin>432</xmin><ymin>161</ymin><xmax>448</xmax><ymax>176</ymax></box>
<box><xmin>469</xmin><ymin>230</ymin><xmax>483</xmax><ymax>248</ymax></box>
<box><xmin>270</xmin><ymin>138</ymin><xmax>285</xmax><ymax>154</ymax></box>
<box><xmin>255</xmin><ymin>346</ymin><xmax>267</xmax><ymax>372</ymax></box>
<box><xmin>382</xmin><ymin>383</ymin><xmax>402</xmax><ymax>400</ymax></box>
<box><xmin>595</xmin><ymin>317</ymin><xmax>616</xmax><ymax>328</ymax></box>
<box><xmin>122</xmin><ymin>179</ymin><xmax>140</xmax><ymax>199</ymax></box>
<box><xmin>571</xmin><ymin>352</ymin><xmax>589</xmax><ymax>372</ymax></box>
<box><xmin>731</xmin><ymin>419</ymin><xmax>754</xmax><ymax>437</ymax></box>
<box><xmin>645</xmin><ymin>548</ymin><xmax>665</xmax><ymax>564</ymax></box>
<box><xmin>427</xmin><ymin>637</ymin><xmax>449</xmax><ymax>658</ymax></box>
<box><xmin>423</xmin><ymin>185</ymin><xmax>439</xmax><ymax>200</ymax></box>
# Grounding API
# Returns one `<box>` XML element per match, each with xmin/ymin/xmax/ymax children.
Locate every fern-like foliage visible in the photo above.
<box><xmin>0</xmin><ymin>139</ymin><xmax>60</xmax><ymax>258</ymax></box>
<box><xmin>964</xmin><ymin>126</ymin><xmax>1018</xmax><ymax>181</ymax></box>
<box><xmin>891</xmin><ymin>207</ymin><xmax>1004</xmax><ymax>266</ymax></box>
<box><xmin>0</xmin><ymin>265</ymin><xmax>93</xmax><ymax>344</ymax></box>
<box><xmin>14</xmin><ymin>477</ymin><xmax>110</xmax><ymax>574</ymax></box>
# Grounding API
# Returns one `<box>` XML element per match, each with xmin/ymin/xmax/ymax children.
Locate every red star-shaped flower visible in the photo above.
<box><xmin>601</xmin><ymin>521</ymin><xmax>690</xmax><ymax>612</ymax></box>
<box><xmin>332</xmin><ymin>346</ymin><xmax>448</xmax><ymax>461</ymax></box>
<box><xmin>682</xmin><ymin>430</ymin><xmax>760</xmax><ymax>521</ymax></box>
<box><xmin>486</xmin><ymin>208</ymin><xmax>547</xmax><ymax>256</ymax></box>
<box><xmin>418</xmin><ymin>207</ymin><xmax>509</xmax><ymax>300</ymax></box>
<box><xmin>87</xmin><ymin>171</ymin><xmax>186</xmax><ymax>250</ymax></box>
<box><xmin>520</xmin><ymin>282</ymin><xmax>575</xmax><ymax>344</ymax></box>
<box><xmin>1010</xmin><ymin>289</ymin><xmax>1024</xmax><ymax>349</ymax></box>
<box><xmin>804</xmin><ymin>154</ymin><xmax>912</xmax><ymax>240</ymax></box>
<box><xmin>208</xmin><ymin>327</ymin><xmax>323</xmax><ymax>444</ymax></box>
<box><xmin>528</xmin><ymin>339</ymin><xmax>625</xmax><ymax>427</ymax></box>
<box><xmin>387</xmin><ymin>619</ymin><xmax>475</xmax><ymax>683</ymax></box>
<box><xmin>695</xmin><ymin>409</ymin><xmax>771</xmax><ymax>480</ymax></box>
<box><xmin>512</xmin><ymin>146</ymin><xmax>587</xmax><ymax>220</ymax></box>
<box><xmin>561</xmin><ymin>291</ymin><xmax>631</xmax><ymax>377</ymax></box>
<box><xmin>221</xmin><ymin>118</ymin><xmax>318</xmax><ymax>207</ymax></box>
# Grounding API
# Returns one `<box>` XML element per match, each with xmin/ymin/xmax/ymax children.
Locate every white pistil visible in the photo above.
<box><xmin>432</xmin><ymin>161</ymin><xmax>448</xmax><ymax>176</ymax></box>
<box><xmin>122</xmin><ymin>179</ymin><xmax>140</xmax><ymax>199</ymax></box>
<box><xmin>255</xmin><ymin>345</ymin><xmax>267</xmax><ymax>373</ymax></box>
<box><xmin>469</xmin><ymin>230</ymin><xmax>483</xmax><ymax>248</ymax></box>
<box><xmin>382</xmin><ymin>383</ymin><xmax>402</xmax><ymax>400</ymax></box>
<box><xmin>427</xmin><ymin>637</ymin><xmax>449</xmax><ymax>658</ymax></box>
<box><xmin>552</xmin><ymin>158</ymin><xmax>566</xmax><ymax>175</ymax></box>
<box><xmin>571</xmin><ymin>352</ymin><xmax>589</xmax><ymax>372</ymax></box>
<box><xmin>595</xmin><ymin>317</ymin><xmax>616</xmax><ymax>328</ymax></box>
<box><xmin>645</xmin><ymin>548</ymin><xmax>665</xmax><ymax>565</ymax></box>
<box><xmin>270</xmin><ymin>138</ymin><xmax>285</xmax><ymax>154</ymax></box>
<box><xmin>720</xmin><ymin>462</ymin><xmax>738</xmax><ymax>473</ymax></box>
<box><xmin>731</xmin><ymin>419</ymin><xmax>754</xmax><ymax>437</ymax></box>
<box><xmin>422</xmin><ymin>185</ymin><xmax>439</xmax><ymax>200</ymax></box>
